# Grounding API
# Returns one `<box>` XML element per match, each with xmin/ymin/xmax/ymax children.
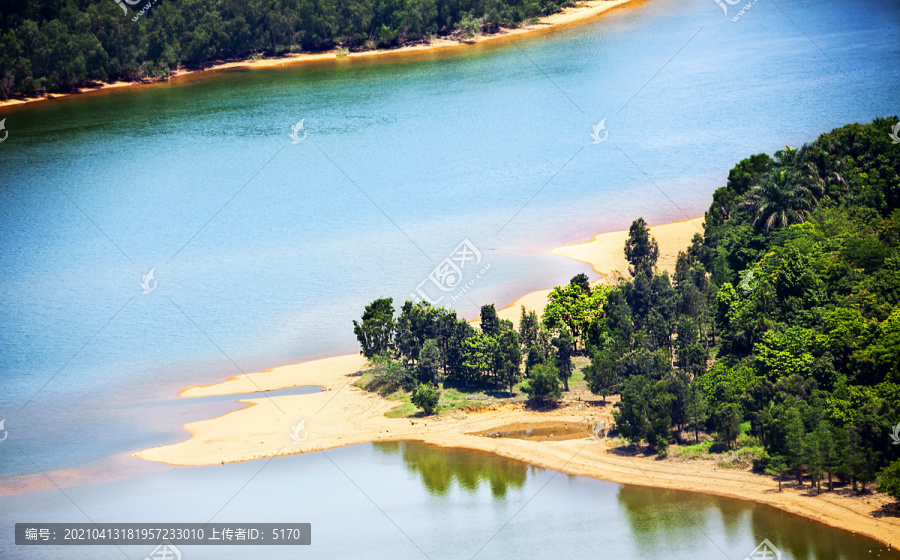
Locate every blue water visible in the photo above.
<box><xmin>1</xmin><ymin>442</ymin><xmax>895</xmax><ymax>559</ymax></box>
<box><xmin>0</xmin><ymin>0</ymin><xmax>898</xmax><ymax>555</ymax></box>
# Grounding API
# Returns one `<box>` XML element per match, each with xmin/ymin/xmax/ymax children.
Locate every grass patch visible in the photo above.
<box><xmin>676</xmin><ymin>440</ymin><xmax>714</xmax><ymax>460</ymax></box>
<box><xmin>674</xmin><ymin>437</ymin><xmax>764</xmax><ymax>468</ymax></box>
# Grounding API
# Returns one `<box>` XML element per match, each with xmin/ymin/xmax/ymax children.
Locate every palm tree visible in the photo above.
<box><xmin>739</xmin><ymin>168</ymin><xmax>817</xmax><ymax>232</ymax></box>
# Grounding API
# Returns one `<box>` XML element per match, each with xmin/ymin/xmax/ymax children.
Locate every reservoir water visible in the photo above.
<box><xmin>1</xmin><ymin>0</ymin><xmax>898</xmax><ymax>555</ymax></box>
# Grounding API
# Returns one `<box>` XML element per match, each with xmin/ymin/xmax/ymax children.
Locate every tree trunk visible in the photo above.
<box><xmin>827</xmin><ymin>471</ymin><xmax>833</xmax><ymax>492</ymax></box>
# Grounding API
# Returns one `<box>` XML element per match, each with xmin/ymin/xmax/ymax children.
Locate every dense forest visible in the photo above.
<box><xmin>352</xmin><ymin>117</ymin><xmax>900</xmax><ymax>496</ymax></box>
<box><xmin>0</xmin><ymin>0</ymin><xmax>574</xmax><ymax>98</ymax></box>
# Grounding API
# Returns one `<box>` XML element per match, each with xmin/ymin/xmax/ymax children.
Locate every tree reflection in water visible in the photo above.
<box><xmin>374</xmin><ymin>441</ymin><xmax>534</xmax><ymax>498</ymax></box>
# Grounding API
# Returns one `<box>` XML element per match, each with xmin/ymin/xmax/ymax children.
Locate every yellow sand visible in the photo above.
<box><xmin>134</xmin><ymin>216</ymin><xmax>900</xmax><ymax>546</ymax></box>
<box><xmin>0</xmin><ymin>0</ymin><xmax>640</xmax><ymax>108</ymax></box>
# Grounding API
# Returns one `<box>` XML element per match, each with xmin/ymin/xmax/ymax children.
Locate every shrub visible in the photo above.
<box><xmin>411</xmin><ymin>383</ymin><xmax>441</xmax><ymax>415</ymax></box>
<box><xmin>523</xmin><ymin>363</ymin><xmax>562</xmax><ymax>403</ymax></box>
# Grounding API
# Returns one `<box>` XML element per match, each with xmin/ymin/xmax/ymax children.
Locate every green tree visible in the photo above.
<box><xmin>614</xmin><ymin>376</ymin><xmax>651</xmax><ymax>445</ymax></box>
<box><xmin>739</xmin><ymin>166</ymin><xmax>818</xmax><ymax>232</ymax></box>
<box><xmin>525</xmin><ymin>343</ymin><xmax>547</xmax><ymax>376</ymax></box>
<box><xmin>552</xmin><ymin>332</ymin><xmax>574</xmax><ymax>391</ymax></box>
<box><xmin>519</xmin><ymin>306</ymin><xmax>540</xmax><ymax>350</ymax></box>
<box><xmin>686</xmin><ymin>382</ymin><xmax>708</xmax><ymax>443</ymax></box>
<box><xmin>417</xmin><ymin>338</ymin><xmax>442</xmax><ymax>384</ymax></box>
<box><xmin>570</xmin><ymin>273</ymin><xmax>591</xmax><ymax>293</ymax></box>
<box><xmin>585</xmin><ymin>348</ymin><xmax>618</xmax><ymax>402</ymax></box>
<box><xmin>765</xmin><ymin>454</ymin><xmax>789</xmax><ymax>492</ymax></box>
<box><xmin>523</xmin><ymin>363</ymin><xmax>562</xmax><ymax>403</ymax></box>
<box><xmin>624</xmin><ymin>217</ymin><xmax>659</xmax><ymax>278</ymax></box>
<box><xmin>542</xmin><ymin>282</ymin><xmax>608</xmax><ymax>348</ymax></box>
<box><xmin>368</xmin><ymin>352</ymin><xmax>413</xmax><ymax>392</ymax></box>
<box><xmin>461</xmin><ymin>331</ymin><xmax>495</xmax><ymax>388</ymax></box>
<box><xmin>648</xmin><ymin>380</ymin><xmax>674</xmax><ymax>454</ymax></box>
<box><xmin>715</xmin><ymin>403</ymin><xmax>742</xmax><ymax>449</ymax></box>
<box><xmin>352</xmin><ymin>298</ymin><xmax>395</xmax><ymax>358</ymax></box>
<box><xmin>876</xmin><ymin>460</ymin><xmax>900</xmax><ymax>500</ymax></box>
<box><xmin>480</xmin><ymin>304</ymin><xmax>500</xmax><ymax>337</ymax></box>
<box><xmin>495</xmin><ymin>329</ymin><xmax>523</xmax><ymax>395</ymax></box>
<box><xmin>411</xmin><ymin>383</ymin><xmax>440</xmax><ymax>415</ymax></box>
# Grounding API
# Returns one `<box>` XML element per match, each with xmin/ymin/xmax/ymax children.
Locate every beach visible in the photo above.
<box><xmin>134</xmin><ymin>216</ymin><xmax>900</xmax><ymax>548</ymax></box>
<box><xmin>0</xmin><ymin>0</ymin><xmax>640</xmax><ymax>109</ymax></box>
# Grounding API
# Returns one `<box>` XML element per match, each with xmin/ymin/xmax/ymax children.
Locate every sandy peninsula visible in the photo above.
<box><xmin>134</xmin><ymin>216</ymin><xmax>900</xmax><ymax>547</ymax></box>
<box><xmin>0</xmin><ymin>0</ymin><xmax>640</xmax><ymax>109</ymax></box>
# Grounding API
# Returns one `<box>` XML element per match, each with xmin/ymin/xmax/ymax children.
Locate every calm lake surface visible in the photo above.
<box><xmin>0</xmin><ymin>442</ymin><xmax>895</xmax><ymax>559</ymax></box>
<box><xmin>1</xmin><ymin>0</ymin><xmax>899</xmax><ymax>555</ymax></box>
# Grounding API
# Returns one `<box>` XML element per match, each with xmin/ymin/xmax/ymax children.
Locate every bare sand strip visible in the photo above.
<box><xmin>479</xmin><ymin>216</ymin><xmax>705</xmax><ymax>329</ymax></box>
<box><xmin>134</xmin><ymin>217</ymin><xmax>900</xmax><ymax>546</ymax></box>
<box><xmin>0</xmin><ymin>0</ymin><xmax>640</xmax><ymax>109</ymax></box>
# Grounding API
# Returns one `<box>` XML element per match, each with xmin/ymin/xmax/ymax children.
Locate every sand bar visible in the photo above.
<box><xmin>134</xmin><ymin>216</ymin><xmax>900</xmax><ymax>546</ymax></box>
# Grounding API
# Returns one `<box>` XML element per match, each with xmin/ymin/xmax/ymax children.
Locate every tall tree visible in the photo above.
<box><xmin>480</xmin><ymin>304</ymin><xmax>500</xmax><ymax>337</ymax></box>
<box><xmin>552</xmin><ymin>332</ymin><xmax>574</xmax><ymax>391</ymax></box>
<box><xmin>624</xmin><ymin>217</ymin><xmax>659</xmax><ymax>278</ymax></box>
<box><xmin>685</xmin><ymin>383</ymin><xmax>708</xmax><ymax>443</ymax></box>
<box><xmin>585</xmin><ymin>347</ymin><xmax>617</xmax><ymax>402</ymax></box>
<box><xmin>353</xmin><ymin>298</ymin><xmax>395</xmax><ymax>358</ymax></box>
<box><xmin>495</xmin><ymin>330</ymin><xmax>523</xmax><ymax>395</ymax></box>
<box><xmin>519</xmin><ymin>306</ymin><xmax>539</xmax><ymax>350</ymax></box>
<box><xmin>417</xmin><ymin>338</ymin><xmax>442</xmax><ymax>384</ymax></box>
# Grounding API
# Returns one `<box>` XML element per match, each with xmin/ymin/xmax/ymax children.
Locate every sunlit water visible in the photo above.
<box><xmin>0</xmin><ymin>0</ymin><xmax>898</xmax><ymax>554</ymax></box>
<box><xmin>0</xmin><ymin>442</ymin><xmax>895</xmax><ymax>559</ymax></box>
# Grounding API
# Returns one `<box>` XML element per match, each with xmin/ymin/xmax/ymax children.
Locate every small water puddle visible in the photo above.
<box><xmin>470</xmin><ymin>422</ymin><xmax>591</xmax><ymax>441</ymax></box>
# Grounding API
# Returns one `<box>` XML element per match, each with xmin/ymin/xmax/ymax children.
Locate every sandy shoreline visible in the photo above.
<box><xmin>133</xmin><ymin>216</ymin><xmax>900</xmax><ymax>547</ymax></box>
<box><xmin>0</xmin><ymin>0</ymin><xmax>639</xmax><ymax>109</ymax></box>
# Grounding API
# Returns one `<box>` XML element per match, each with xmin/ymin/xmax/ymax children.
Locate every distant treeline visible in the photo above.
<box><xmin>0</xmin><ymin>0</ymin><xmax>573</xmax><ymax>98</ymax></box>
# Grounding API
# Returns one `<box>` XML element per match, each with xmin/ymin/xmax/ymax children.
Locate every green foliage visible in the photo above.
<box><xmin>417</xmin><ymin>338</ymin><xmax>442</xmax><ymax>384</ymax></box>
<box><xmin>552</xmin><ymin>332</ymin><xmax>574</xmax><ymax>391</ymax></box>
<box><xmin>584</xmin><ymin>347</ymin><xmax>618</xmax><ymax>401</ymax></box>
<box><xmin>523</xmin><ymin>363</ymin><xmax>561</xmax><ymax>403</ymax></box>
<box><xmin>353</xmin><ymin>298</ymin><xmax>395</xmax><ymax>358</ymax></box>
<box><xmin>352</xmin><ymin>118</ymin><xmax>900</xmax><ymax>498</ymax></box>
<box><xmin>542</xmin><ymin>280</ymin><xmax>609</xmax><ymax>347</ymax></box>
<box><xmin>368</xmin><ymin>352</ymin><xmax>414</xmax><ymax>392</ymax></box>
<box><xmin>495</xmin><ymin>329</ymin><xmax>523</xmax><ymax>394</ymax></box>
<box><xmin>480</xmin><ymin>304</ymin><xmax>501</xmax><ymax>337</ymax></box>
<box><xmin>877</xmin><ymin>460</ymin><xmax>900</xmax><ymax>499</ymax></box>
<box><xmin>0</xmin><ymin>0</ymin><xmax>575</xmax><ymax>98</ymax></box>
<box><xmin>714</xmin><ymin>403</ymin><xmax>742</xmax><ymax>449</ymax></box>
<box><xmin>624</xmin><ymin>217</ymin><xmax>659</xmax><ymax>278</ymax></box>
<box><xmin>411</xmin><ymin>383</ymin><xmax>440</xmax><ymax>415</ymax></box>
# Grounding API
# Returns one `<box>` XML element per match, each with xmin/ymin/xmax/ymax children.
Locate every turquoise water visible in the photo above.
<box><xmin>0</xmin><ymin>0</ymin><xmax>899</xmax><ymax>554</ymax></box>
